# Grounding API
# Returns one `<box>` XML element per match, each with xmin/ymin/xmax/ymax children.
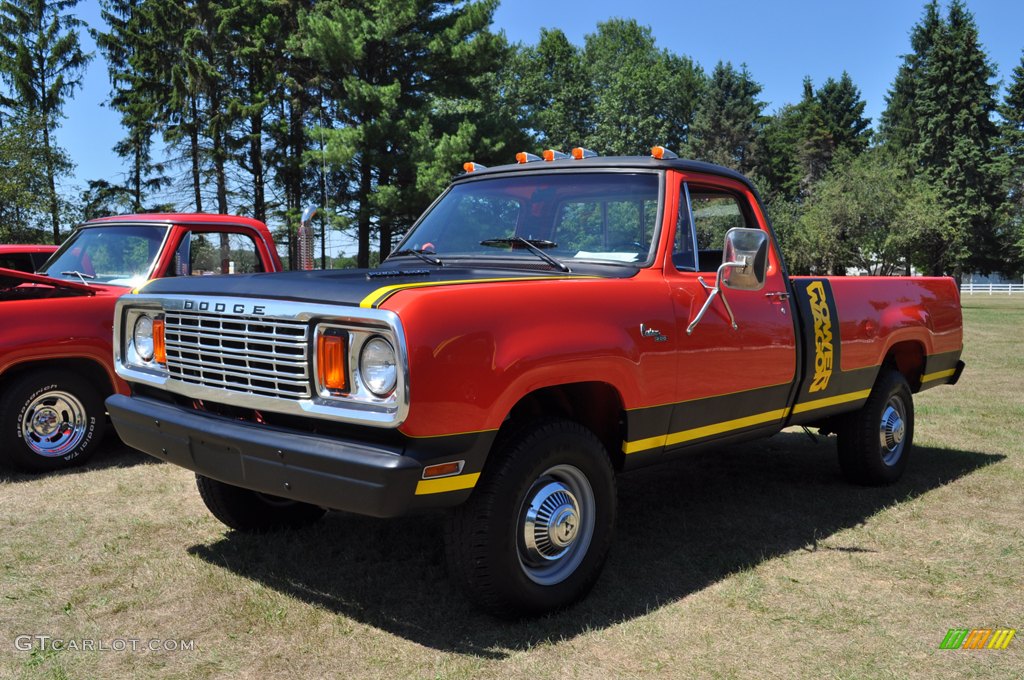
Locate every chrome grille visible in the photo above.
<box><xmin>163</xmin><ymin>311</ymin><xmax>311</xmax><ymax>399</ymax></box>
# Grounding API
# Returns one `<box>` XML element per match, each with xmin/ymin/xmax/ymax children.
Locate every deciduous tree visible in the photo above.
<box><xmin>0</xmin><ymin>0</ymin><xmax>91</xmax><ymax>242</ymax></box>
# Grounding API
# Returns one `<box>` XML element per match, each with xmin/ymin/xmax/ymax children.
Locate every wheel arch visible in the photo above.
<box><xmin>499</xmin><ymin>381</ymin><xmax>627</xmax><ymax>471</ymax></box>
<box><xmin>0</xmin><ymin>357</ymin><xmax>116</xmax><ymax>399</ymax></box>
<box><xmin>883</xmin><ymin>340</ymin><xmax>927</xmax><ymax>392</ymax></box>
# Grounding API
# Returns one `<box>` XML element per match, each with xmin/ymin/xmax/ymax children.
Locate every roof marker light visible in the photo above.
<box><xmin>463</xmin><ymin>161</ymin><xmax>486</xmax><ymax>173</ymax></box>
<box><xmin>543</xmin><ymin>149</ymin><xmax>570</xmax><ymax>161</ymax></box>
<box><xmin>572</xmin><ymin>147</ymin><xmax>598</xmax><ymax>159</ymax></box>
<box><xmin>651</xmin><ymin>146</ymin><xmax>679</xmax><ymax>160</ymax></box>
<box><xmin>516</xmin><ymin>152</ymin><xmax>542</xmax><ymax>164</ymax></box>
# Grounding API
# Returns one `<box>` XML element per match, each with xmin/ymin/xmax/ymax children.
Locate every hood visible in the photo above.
<box><xmin>0</xmin><ymin>267</ymin><xmax>97</xmax><ymax>296</ymax></box>
<box><xmin>135</xmin><ymin>265</ymin><xmax>613</xmax><ymax>309</ymax></box>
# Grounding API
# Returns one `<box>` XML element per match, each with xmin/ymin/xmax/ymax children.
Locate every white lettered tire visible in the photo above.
<box><xmin>0</xmin><ymin>370</ymin><xmax>106</xmax><ymax>472</ymax></box>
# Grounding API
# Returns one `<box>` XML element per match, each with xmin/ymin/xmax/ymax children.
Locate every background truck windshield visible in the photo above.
<box><xmin>42</xmin><ymin>225</ymin><xmax>168</xmax><ymax>287</ymax></box>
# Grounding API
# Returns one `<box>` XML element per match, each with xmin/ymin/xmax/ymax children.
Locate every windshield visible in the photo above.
<box><xmin>41</xmin><ymin>225</ymin><xmax>168</xmax><ymax>287</ymax></box>
<box><xmin>395</xmin><ymin>172</ymin><xmax>662</xmax><ymax>266</ymax></box>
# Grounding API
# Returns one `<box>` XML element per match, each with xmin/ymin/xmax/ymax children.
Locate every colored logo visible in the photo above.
<box><xmin>806</xmin><ymin>281</ymin><xmax>833</xmax><ymax>393</ymax></box>
<box><xmin>940</xmin><ymin>628</ymin><xmax>1016</xmax><ymax>650</ymax></box>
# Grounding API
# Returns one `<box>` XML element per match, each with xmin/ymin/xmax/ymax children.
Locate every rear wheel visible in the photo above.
<box><xmin>445</xmin><ymin>418</ymin><xmax>617</xmax><ymax>618</ymax></box>
<box><xmin>195</xmin><ymin>474</ymin><xmax>327</xmax><ymax>532</ymax></box>
<box><xmin>0</xmin><ymin>370</ymin><xmax>106</xmax><ymax>473</ymax></box>
<box><xmin>837</xmin><ymin>368</ymin><xmax>914</xmax><ymax>485</ymax></box>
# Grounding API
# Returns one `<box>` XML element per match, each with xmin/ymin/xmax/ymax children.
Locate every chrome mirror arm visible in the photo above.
<box><xmin>686</xmin><ymin>259</ymin><xmax>747</xmax><ymax>335</ymax></box>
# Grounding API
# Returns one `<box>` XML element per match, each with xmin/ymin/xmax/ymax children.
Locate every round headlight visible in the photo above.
<box><xmin>359</xmin><ymin>337</ymin><xmax>397</xmax><ymax>396</ymax></box>
<box><xmin>134</xmin><ymin>315</ymin><xmax>155</xmax><ymax>361</ymax></box>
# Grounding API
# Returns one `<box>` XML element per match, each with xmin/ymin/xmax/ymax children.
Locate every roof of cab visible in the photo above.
<box><xmin>81</xmin><ymin>213</ymin><xmax>270</xmax><ymax>232</ymax></box>
<box><xmin>0</xmin><ymin>244</ymin><xmax>59</xmax><ymax>254</ymax></box>
<box><xmin>453</xmin><ymin>155</ymin><xmax>757</xmax><ymax>193</ymax></box>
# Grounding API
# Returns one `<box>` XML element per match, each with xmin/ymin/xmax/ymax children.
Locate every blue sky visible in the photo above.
<box><xmin>59</xmin><ymin>0</ymin><xmax>1024</xmax><ymax>198</ymax></box>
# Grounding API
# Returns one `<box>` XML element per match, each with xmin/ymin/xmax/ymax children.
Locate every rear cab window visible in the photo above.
<box><xmin>167</xmin><ymin>231</ymin><xmax>264</xmax><ymax>277</ymax></box>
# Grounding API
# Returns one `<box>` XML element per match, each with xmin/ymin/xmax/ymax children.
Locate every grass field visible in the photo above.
<box><xmin>2</xmin><ymin>296</ymin><xmax>1021</xmax><ymax>679</ymax></box>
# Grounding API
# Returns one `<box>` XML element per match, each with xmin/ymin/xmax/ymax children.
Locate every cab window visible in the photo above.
<box><xmin>170</xmin><ymin>231</ymin><xmax>263</xmax><ymax>276</ymax></box>
<box><xmin>688</xmin><ymin>189</ymin><xmax>750</xmax><ymax>272</ymax></box>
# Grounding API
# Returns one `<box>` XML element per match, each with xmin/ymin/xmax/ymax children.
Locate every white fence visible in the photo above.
<box><xmin>960</xmin><ymin>283</ymin><xmax>1024</xmax><ymax>295</ymax></box>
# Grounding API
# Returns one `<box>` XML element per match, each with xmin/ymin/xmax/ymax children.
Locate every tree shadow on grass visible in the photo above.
<box><xmin>187</xmin><ymin>433</ymin><xmax>1002</xmax><ymax>658</ymax></box>
<box><xmin>0</xmin><ymin>429</ymin><xmax>158</xmax><ymax>483</ymax></box>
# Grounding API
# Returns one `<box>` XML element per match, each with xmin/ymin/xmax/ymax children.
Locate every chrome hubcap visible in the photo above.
<box><xmin>20</xmin><ymin>390</ymin><xmax>87</xmax><ymax>457</ymax></box>
<box><xmin>518</xmin><ymin>464</ymin><xmax>595</xmax><ymax>586</ymax></box>
<box><xmin>879</xmin><ymin>397</ymin><xmax>907</xmax><ymax>466</ymax></box>
<box><xmin>523</xmin><ymin>483</ymin><xmax>580</xmax><ymax>561</ymax></box>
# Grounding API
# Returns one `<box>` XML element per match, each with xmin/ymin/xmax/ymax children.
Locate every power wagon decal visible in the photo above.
<box><xmin>789</xmin><ymin>278</ymin><xmax>875</xmax><ymax>423</ymax></box>
<box><xmin>805</xmin><ymin>280</ymin><xmax>835</xmax><ymax>393</ymax></box>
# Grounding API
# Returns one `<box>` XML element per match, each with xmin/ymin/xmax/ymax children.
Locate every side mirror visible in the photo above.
<box><xmin>722</xmin><ymin>228</ymin><xmax>768</xmax><ymax>291</ymax></box>
<box><xmin>686</xmin><ymin>228</ymin><xmax>771</xmax><ymax>335</ymax></box>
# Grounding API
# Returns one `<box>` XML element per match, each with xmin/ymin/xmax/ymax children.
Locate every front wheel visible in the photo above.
<box><xmin>445</xmin><ymin>418</ymin><xmax>617</xmax><ymax>618</ymax></box>
<box><xmin>837</xmin><ymin>368</ymin><xmax>914</xmax><ymax>485</ymax></box>
<box><xmin>0</xmin><ymin>370</ymin><xmax>106</xmax><ymax>473</ymax></box>
<box><xmin>195</xmin><ymin>475</ymin><xmax>327</xmax><ymax>532</ymax></box>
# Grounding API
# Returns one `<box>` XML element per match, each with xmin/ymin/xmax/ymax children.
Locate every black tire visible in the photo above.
<box><xmin>0</xmin><ymin>370</ymin><xmax>106</xmax><ymax>473</ymax></box>
<box><xmin>195</xmin><ymin>474</ymin><xmax>327</xmax><ymax>532</ymax></box>
<box><xmin>837</xmin><ymin>368</ymin><xmax>914</xmax><ymax>485</ymax></box>
<box><xmin>445</xmin><ymin>418</ymin><xmax>617</xmax><ymax>618</ymax></box>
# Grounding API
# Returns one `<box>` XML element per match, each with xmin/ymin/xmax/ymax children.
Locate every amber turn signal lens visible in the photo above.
<box><xmin>153</xmin><ymin>318</ymin><xmax>167</xmax><ymax>364</ymax></box>
<box><xmin>317</xmin><ymin>333</ymin><xmax>347</xmax><ymax>392</ymax></box>
<box><xmin>422</xmin><ymin>461</ymin><xmax>464</xmax><ymax>479</ymax></box>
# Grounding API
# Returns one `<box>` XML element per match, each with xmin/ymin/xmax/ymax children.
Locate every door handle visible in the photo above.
<box><xmin>765</xmin><ymin>291</ymin><xmax>790</xmax><ymax>301</ymax></box>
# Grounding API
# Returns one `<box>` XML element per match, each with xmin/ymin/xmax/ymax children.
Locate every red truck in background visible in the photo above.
<box><xmin>105</xmin><ymin>152</ymin><xmax>964</xmax><ymax>616</ymax></box>
<box><xmin>0</xmin><ymin>214</ymin><xmax>282</xmax><ymax>472</ymax></box>
<box><xmin>0</xmin><ymin>244</ymin><xmax>59</xmax><ymax>273</ymax></box>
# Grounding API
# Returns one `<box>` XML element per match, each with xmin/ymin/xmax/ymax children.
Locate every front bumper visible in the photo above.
<box><xmin>107</xmin><ymin>394</ymin><xmax>483</xmax><ymax>518</ymax></box>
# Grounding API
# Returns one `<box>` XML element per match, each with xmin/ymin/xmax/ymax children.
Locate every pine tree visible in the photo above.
<box><xmin>294</xmin><ymin>0</ymin><xmax>504</xmax><ymax>267</ymax></box>
<box><xmin>798</xmin><ymin>73</ymin><xmax>871</xmax><ymax>190</ymax></box>
<box><xmin>506</xmin><ymin>28</ymin><xmax>593</xmax><ymax>151</ymax></box>
<box><xmin>878</xmin><ymin>1</ymin><xmax>942</xmax><ymax>150</ymax></box>
<box><xmin>879</xmin><ymin>0</ymin><xmax>1004</xmax><ymax>276</ymax></box>
<box><xmin>687</xmin><ymin>61</ymin><xmax>764</xmax><ymax>174</ymax></box>
<box><xmin>0</xmin><ymin>0</ymin><xmax>91</xmax><ymax>242</ymax></box>
<box><xmin>94</xmin><ymin>0</ymin><xmax>168</xmax><ymax>212</ymax></box>
<box><xmin>998</xmin><ymin>53</ymin><xmax>1024</xmax><ymax>275</ymax></box>
<box><xmin>751</xmin><ymin>103</ymin><xmax>803</xmax><ymax>202</ymax></box>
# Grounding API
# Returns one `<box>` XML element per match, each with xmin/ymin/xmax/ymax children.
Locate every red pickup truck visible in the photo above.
<box><xmin>0</xmin><ymin>214</ymin><xmax>281</xmax><ymax>472</ymax></box>
<box><xmin>105</xmin><ymin>153</ymin><xmax>964</xmax><ymax>616</ymax></box>
<box><xmin>0</xmin><ymin>244</ymin><xmax>59</xmax><ymax>273</ymax></box>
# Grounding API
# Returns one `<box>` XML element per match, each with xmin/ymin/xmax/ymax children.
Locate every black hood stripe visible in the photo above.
<box><xmin>137</xmin><ymin>268</ymin><xmax>605</xmax><ymax>308</ymax></box>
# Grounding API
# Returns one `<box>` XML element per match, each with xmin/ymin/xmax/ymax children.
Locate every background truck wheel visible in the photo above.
<box><xmin>0</xmin><ymin>370</ymin><xmax>106</xmax><ymax>473</ymax></box>
<box><xmin>195</xmin><ymin>474</ymin><xmax>327</xmax><ymax>532</ymax></box>
<box><xmin>444</xmin><ymin>418</ymin><xmax>617</xmax><ymax>618</ymax></box>
<box><xmin>837</xmin><ymin>368</ymin><xmax>914</xmax><ymax>485</ymax></box>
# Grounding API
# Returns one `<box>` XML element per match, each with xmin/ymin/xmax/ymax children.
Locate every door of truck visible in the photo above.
<box><xmin>646</xmin><ymin>171</ymin><xmax>796</xmax><ymax>456</ymax></box>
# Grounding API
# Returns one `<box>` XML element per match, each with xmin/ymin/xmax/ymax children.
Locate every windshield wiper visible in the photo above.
<box><xmin>479</xmin><ymin>237</ymin><xmax>570</xmax><ymax>273</ymax></box>
<box><xmin>390</xmin><ymin>248</ymin><xmax>443</xmax><ymax>267</ymax></box>
<box><xmin>60</xmin><ymin>270</ymin><xmax>95</xmax><ymax>285</ymax></box>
